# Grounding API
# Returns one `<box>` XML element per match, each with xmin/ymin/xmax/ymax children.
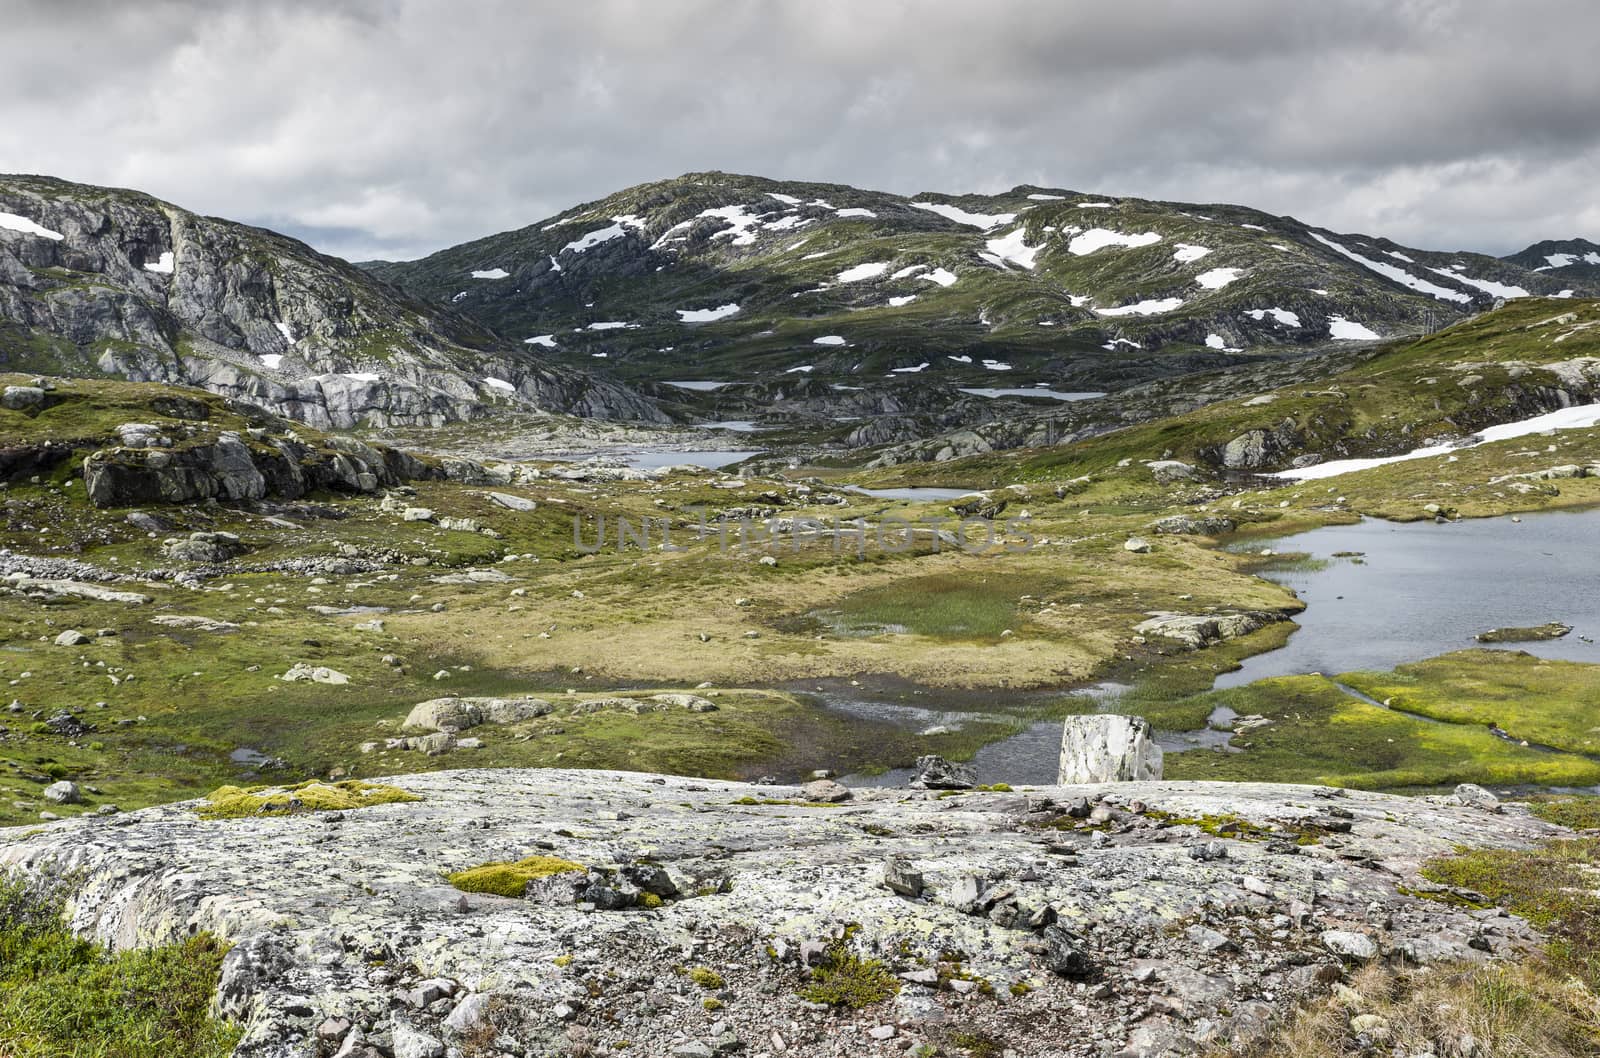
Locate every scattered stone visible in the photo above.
<box><xmin>279</xmin><ymin>663</ymin><xmax>351</xmax><ymax>685</ymax></box>
<box><xmin>909</xmin><ymin>754</ymin><xmax>975</xmax><ymax>790</ymax></box>
<box><xmin>488</xmin><ymin>492</ymin><xmax>537</xmax><ymax>512</ymax></box>
<box><xmin>882</xmin><ymin>857</ymin><xmax>925</xmax><ymax>898</ymax></box>
<box><xmin>801</xmin><ymin>779</ymin><xmax>852</xmax><ymax>803</ymax></box>
<box><xmin>1452</xmin><ymin>783</ymin><xmax>1502</xmax><ymax>813</ymax></box>
<box><xmin>1321</xmin><ymin>930</ymin><xmax>1379</xmax><ymax>962</ymax></box>
<box><xmin>53</xmin><ymin>629</ymin><xmax>88</xmax><ymax>647</ymax></box>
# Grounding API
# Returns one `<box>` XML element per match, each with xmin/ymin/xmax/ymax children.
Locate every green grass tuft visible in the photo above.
<box><xmin>797</xmin><ymin>942</ymin><xmax>900</xmax><ymax>1008</ymax></box>
<box><xmin>0</xmin><ymin>873</ymin><xmax>241</xmax><ymax>1058</ymax></box>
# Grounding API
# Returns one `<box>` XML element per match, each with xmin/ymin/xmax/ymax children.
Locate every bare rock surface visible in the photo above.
<box><xmin>0</xmin><ymin>770</ymin><xmax>1558</xmax><ymax>1058</ymax></box>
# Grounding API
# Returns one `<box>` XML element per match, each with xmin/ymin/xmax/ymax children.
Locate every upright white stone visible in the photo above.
<box><xmin>1058</xmin><ymin>715</ymin><xmax>1163</xmax><ymax>784</ymax></box>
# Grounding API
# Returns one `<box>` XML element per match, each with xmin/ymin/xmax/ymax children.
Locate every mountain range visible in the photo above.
<box><xmin>3</xmin><ymin>170</ymin><xmax>1596</xmax><ymax>433</ymax></box>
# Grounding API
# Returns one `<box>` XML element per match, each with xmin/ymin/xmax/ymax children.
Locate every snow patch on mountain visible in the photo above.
<box><xmin>1428</xmin><ymin>266</ymin><xmax>1530</xmax><ymax>300</ymax></box>
<box><xmin>911</xmin><ymin>202</ymin><xmax>1015</xmax><ymax>229</ymax></box>
<box><xmin>1095</xmin><ymin>296</ymin><xmax>1185</xmax><ymax>317</ymax></box>
<box><xmin>888</xmin><ymin>295</ymin><xmax>917</xmax><ymax>307</ymax></box>
<box><xmin>812</xmin><ymin>335</ymin><xmax>846</xmax><ymax>346</ymax></box>
<box><xmin>274</xmin><ymin>322</ymin><xmax>296</xmax><ymax>345</ymax></box>
<box><xmin>524</xmin><ymin>334</ymin><xmax>558</xmax><ymax>348</ymax></box>
<box><xmin>1247</xmin><ymin>308</ymin><xmax>1301</xmax><ymax>327</ymax></box>
<box><xmin>922</xmin><ymin>267</ymin><xmax>959</xmax><ymax>287</ymax></box>
<box><xmin>837</xmin><ymin>262</ymin><xmax>891</xmax><ymax>283</ymax></box>
<box><xmin>1173</xmin><ymin>244</ymin><xmax>1211</xmax><ymax>263</ymax></box>
<box><xmin>1309</xmin><ymin>232</ymin><xmax>1472</xmax><ymax>304</ymax></box>
<box><xmin>482</xmin><ymin>377</ymin><xmax>515</xmax><ymax>392</ymax></box>
<box><xmin>985</xmin><ymin>227</ymin><xmax>1043</xmax><ymax>269</ymax></box>
<box><xmin>586</xmin><ymin>321</ymin><xmax>638</xmax><ymax>331</ymax></box>
<box><xmin>470</xmin><ymin>268</ymin><xmax>509</xmax><ymax>280</ymax></box>
<box><xmin>677</xmin><ymin>303</ymin><xmax>741</xmax><ymax>323</ymax></box>
<box><xmin>0</xmin><ymin>211</ymin><xmax>64</xmax><ymax>240</ymax></box>
<box><xmin>1196</xmin><ymin>267</ymin><xmax>1245</xmax><ymax>290</ymax></box>
<box><xmin>835</xmin><ymin>207</ymin><xmax>877</xmax><ymax>219</ymax></box>
<box><xmin>144</xmin><ymin>251</ymin><xmax>175</xmax><ymax>275</ymax></box>
<box><xmin>1327</xmin><ymin>315</ymin><xmax>1381</xmax><ymax>340</ymax></box>
<box><xmin>1026</xmin><ymin>193</ymin><xmax>1064</xmax><ymax>201</ymax></box>
<box><xmin>1069</xmin><ymin>229</ymin><xmax>1161</xmax><ymax>255</ymax></box>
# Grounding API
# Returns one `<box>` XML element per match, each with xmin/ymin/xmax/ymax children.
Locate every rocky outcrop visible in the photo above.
<box><xmin>0</xmin><ymin>175</ymin><xmax>664</xmax><ymax>428</ymax></box>
<box><xmin>1134</xmin><ymin>610</ymin><xmax>1281</xmax><ymax>651</ymax></box>
<box><xmin>78</xmin><ymin>426</ymin><xmax>480</xmax><ymax>509</ymax></box>
<box><xmin>1058</xmin><ymin>716</ymin><xmax>1164</xmax><ymax>784</ymax></box>
<box><xmin>0</xmin><ymin>771</ymin><xmax>1561</xmax><ymax>1058</ymax></box>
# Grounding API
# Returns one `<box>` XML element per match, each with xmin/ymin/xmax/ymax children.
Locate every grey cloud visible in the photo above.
<box><xmin>2</xmin><ymin>0</ymin><xmax>1595</xmax><ymax>260</ymax></box>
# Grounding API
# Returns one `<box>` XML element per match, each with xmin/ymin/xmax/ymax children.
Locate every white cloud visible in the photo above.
<box><xmin>2</xmin><ymin>0</ymin><xmax>1596</xmax><ymax>261</ymax></box>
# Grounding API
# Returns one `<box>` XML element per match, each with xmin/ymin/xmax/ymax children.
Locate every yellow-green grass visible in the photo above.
<box><xmin>1163</xmin><ymin>671</ymin><xmax>1600</xmax><ymax>791</ymax></box>
<box><xmin>0</xmin><ymin>872</ymin><xmax>241</xmax><ymax>1058</ymax></box>
<box><xmin>1341</xmin><ymin>650</ymin><xmax>1600</xmax><ymax>755</ymax></box>
<box><xmin>446</xmin><ymin>855</ymin><xmax>585</xmax><ymax>897</ymax></box>
<box><xmin>1423</xmin><ymin>838</ymin><xmax>1600</xmax><ymax>990</ymax></box>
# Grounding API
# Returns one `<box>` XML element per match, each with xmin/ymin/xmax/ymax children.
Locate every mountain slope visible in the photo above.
<box><xmin>366</xmin><ymin>171</ymin><xmax>1593</xmax><ymax>391</ymax></box>
<box><xmin>0</xmin><ymin>175</ymin><xmax>663</xmax><ymax>428</ymax></box>
<box><xmin>1504</xmin><ymin>238</ymin><xmax>1600</xmax><ymax>283</ymax></box>
<box><xmin>863</xmin><ymin>297</ymin><xmax>1600</xmax><ymax>471</ymax></box>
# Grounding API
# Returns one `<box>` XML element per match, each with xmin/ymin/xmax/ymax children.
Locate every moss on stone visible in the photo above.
<box><xmin>687</xmin><ymin>966</ymin><xmax>724</xmax><ymax>989</ymax></box>
<box><xmin>196</xmin><ymin>780</ymin><xmax>421</xmax><ymax>820</ymax></box>
<box><xmin>445</xmin><ymin>855</ymin><xmax>586</xmax><ymax>897</ymax></box>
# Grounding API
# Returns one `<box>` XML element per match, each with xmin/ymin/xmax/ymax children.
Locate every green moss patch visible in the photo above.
<box><xmin>196</xmin><ymin>779</ymin><xmax>421</xmax><ymax>819</ymax></box>
<box><xmin>446</xmin><ymin>855</ymin><xmax>586</xmax><ymax>897</ymax></box>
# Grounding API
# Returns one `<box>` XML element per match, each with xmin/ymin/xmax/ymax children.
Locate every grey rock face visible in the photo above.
<box><xmin>0</xmin><ymin>771</ymin><xmax>1559</xmax><ymax>1058</ymax></box>
<box><xmin>1057</xmin><ymin>715</ymin><xmax>1164</xmax><ymax>784</ymax></box>
<box><xmin>0</xmin><ymin>174</ymin><xmax>664</xmax><ymax>429</ymax></box>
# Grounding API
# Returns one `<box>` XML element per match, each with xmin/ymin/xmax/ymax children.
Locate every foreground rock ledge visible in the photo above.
<box><xmin>0</xmin><ymin>770</ymin><xmax>1558</xmax><ymax>1058</ymax></box>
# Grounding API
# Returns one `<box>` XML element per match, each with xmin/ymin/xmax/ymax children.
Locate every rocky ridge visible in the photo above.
<box><xmin>366</xmin><ymin>171</ymin><xmax>1595</xmax><ymax>393</ymax></box>
<box><xmin>0</xmin><ymin>769</ymin><xmax>1557</xmax><ymax>1058</ymax></box>
<box><xmin>0</xmin><ymin>175</ymin><xmax>663</xmax><ymax>429</ymax></box>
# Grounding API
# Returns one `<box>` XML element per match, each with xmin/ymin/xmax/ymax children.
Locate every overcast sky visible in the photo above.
<box><xmin>5</xmin><ymin>0</ymin><xmax>1597</xmax><ymax>261</ymax></box>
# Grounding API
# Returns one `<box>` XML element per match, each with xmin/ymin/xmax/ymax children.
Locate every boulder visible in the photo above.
<box><xmin>1321</xmin><ymin>930</ymin><xmax>1379</xmax><ymax>962</ymax></box>
<box><xmin>488</xmin><ymin>492</ymin><xmax>537</xmax><ymax>512</ymax></box>
<box><xmin>910</xmin><ymin>754</ymin><xmax>975</xmax><ymax>790</ymax></box>
<box><xmin>1123</xmin><ymin>537</ymin><xmax>1152</xmax><ymax>553</ymax></box>
<box><xmin>882</xmin><ymin>857</ymin><xmax>924</xmax><ymax>898</ymax></box>
<box><xmin>1133</xmin><ymin>611</ymin><xmax>1274</xmax><ymax>650</ymax></box>
<box><xmin>1149</xmin><ymin>514</ymin><xmax>1235</xmax><ymax>536</ymax></box>
<box><xmin>1147</xmin><ymin>460</ymin><xmax>1199</xmax><ymax>484</ymax></box>
<box><xmin>801</xmin><ymin>779</ymin><xmax>852</xmax><ymax>803</ymax></box>
<box><xmin>279</xmin><ymin>663</ymin><xmax>350</xmax><ymax>685</ymax></box>
<box><xmin>42</xmin><ymin>781</ymin><xmax>80</xmax><ymax>805</ymax></box>
<box><xmin>1058</xmin><ymin>715</ymin><xmax>1163</xmax><ymax>784</ymax></box>
<box><xmin>403</xmin><ymin>696</ymin><xmax>553</xmax><ymax>732</ymax></box>
<box><xmin>1452</xmin><ymin>783</ymin><xmax>1502</xmax><ymax>813</ymax></box>
<box><xmin>1</xmin><ymin>385</ymin><xmax>46</xmax><ymax>411</ymax></box>
<box><xmin>53</xmin><ymin>629</ymin><xmax>89</xmax><ymax>647</ymax></box>
<box><xmin>163</xmin><ymin>531</ymin><xmax>249</xmax><ymax>564</ymax></box>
